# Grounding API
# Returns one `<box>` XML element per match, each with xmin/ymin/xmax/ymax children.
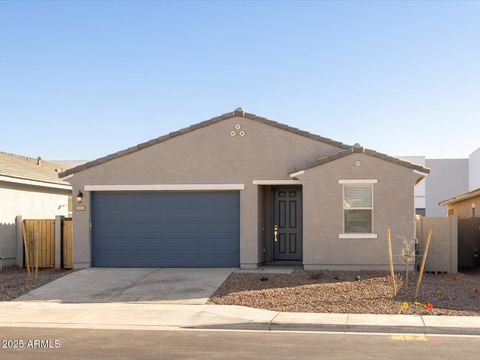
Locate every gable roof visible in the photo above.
<box><xmin>439</xmin><ymin>187</ymin><xmax>480</xmax><ymax>206</ymax></box>
<box><xmin>59</xmin><ymin>108</ymin><xmax>351</xmax><ymax>177</ymax></box>
<box><xmin>0</xmin><ymin>151</ymin><xmax>71</xmax><ymax>186</ymax></box>
<box><xmin>290</xmin><ymin>144</ymin><xmax>430</xmax><ymax>177</ymax></box>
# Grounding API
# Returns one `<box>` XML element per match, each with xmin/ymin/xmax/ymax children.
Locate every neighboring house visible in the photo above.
<box><xmin>0</xmin><ymin>152</ymin><xmax>72</xmax><ymax>266</ymax></box>
<box><xmin>470</xmin><ymin>148</ymin><xmax>480</xmax><ymax>190</ymax></box>
<box><xmin>399</xmin><ymin>148</ymin><xmax>480</xmax><ymax>217</ymax></box>
<box><xmin>439</xmin><ymin>187</ymin><xmax>480</xmax><ymax>218</ymax></box>
<box><xmin>60</xmin><ymin>108</ymin><xmax>429</xmax><ymax>270</ymax></box>
<box><xmin>48</xmin><ymin>160</ymin><xmax>89</xmax><ymax>169</ymax></box>
<box><xmin>424</xmin><ymin>158</ymin><xmax>469</xmax><ymax>216</ymax></box>
<box><xmin>397</xmin><ymin>156</ymin><xmax>427</xmax><ymax>216</ymax></box>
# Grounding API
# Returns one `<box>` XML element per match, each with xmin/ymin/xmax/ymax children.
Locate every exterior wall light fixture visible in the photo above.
<box><xmin>76</xmin><ymin>190</ymin><xmax>84</xmax><ymax>204</ymax></box>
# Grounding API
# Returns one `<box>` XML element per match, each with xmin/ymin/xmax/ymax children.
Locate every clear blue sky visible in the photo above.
<box><xmin>0</xmin><ymin>1</ymin><xmax>479</xmax><ymax>160</ymax></box>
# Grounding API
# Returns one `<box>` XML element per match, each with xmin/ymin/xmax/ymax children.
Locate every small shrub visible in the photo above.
<box><xmin>259</xmin><ymin>276</ymin><xmax>269</xmax><ymax>282</ymax></box>
<box><xmin>311</xmin><ymin>272</ymin><xmax>322</xmax><ymax>280</ymax></box>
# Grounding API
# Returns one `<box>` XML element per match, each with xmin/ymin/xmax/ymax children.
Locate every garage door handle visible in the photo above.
<box><xmin>274</xmin><ymin>225</ymin><xmax>278</xmax><ymax>242</ymax></box>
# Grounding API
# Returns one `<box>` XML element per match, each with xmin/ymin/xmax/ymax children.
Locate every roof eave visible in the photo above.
<box><xmin>439</xmin><ymin>188</ymin><xmax>480</xmax><ymax>206</ymax></box>
<box><xmin>0</xmin><ymin>174</ymin><xmax>72</xmax><ymax>190</ymax></box>
<box><xmin>289</xmin><ymin>146</ymin><xmax>431</xmax><ymax>177</ymax></box>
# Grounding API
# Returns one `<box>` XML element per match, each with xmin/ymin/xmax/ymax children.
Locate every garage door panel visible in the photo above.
<box><xmin>93</xmin><ymin>209</ymin><xmax>237</xmax><ymax>224</ymax></box>
<box><xmin>91</xmin><ymin>191</ymin><xmax>240</xmax><ymax>267</ymax></box>
<box><xmin>93</xmin><ymin>224</ymin><xmax>238</xmax><ymax>235</ymax></box>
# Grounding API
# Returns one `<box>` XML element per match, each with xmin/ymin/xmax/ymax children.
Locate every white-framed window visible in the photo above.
<box><xmin>343</xmin><ymin>183</ymin><xmax>373</xmax><ymax>234</ymax></box>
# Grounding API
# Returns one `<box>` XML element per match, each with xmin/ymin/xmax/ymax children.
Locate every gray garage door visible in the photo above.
<box><xmin>91</xmin><ymin>191</ymin><xmax>240</xmax><ymax>267</ymax></box>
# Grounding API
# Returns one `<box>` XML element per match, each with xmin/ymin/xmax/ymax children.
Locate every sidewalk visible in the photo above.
<box><xmin>1</xmin><ymin>301</ymin><xmax>480</xmax><ymax>335</ymax></box>
<box><xmin>184</xmin><ymin>305</ymin><xmax>480</xmax><ymax>335</ymax></box>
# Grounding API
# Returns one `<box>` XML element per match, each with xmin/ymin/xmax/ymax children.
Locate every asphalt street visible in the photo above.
<box><xmin>1</xmin><ymin>327</ymin><xmax>479</xmax><ymax>360</ymax></box>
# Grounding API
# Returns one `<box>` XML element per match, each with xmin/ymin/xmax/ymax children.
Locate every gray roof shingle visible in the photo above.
<box><xmin>291</xmin><ymin>144</ymin><xmax>430</xmax><ymax>175</ymax></box>
<box><xmin>59</xmin><ymin>109</ymin><xmax>430</xmax><ymax>179</ymax></box>
<box><xmin>59</xmin><ymin>109</ymin><xmax>351</xmax><ymax>177</ymax></box>
<box><xmin>439</xmin><ymin>187</ymin><xmax>480</xmax><ymax>206</ymax></box>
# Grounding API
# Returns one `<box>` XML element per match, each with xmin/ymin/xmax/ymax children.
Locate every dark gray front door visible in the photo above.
<box><xmin>91</xmin><ymin>191</ymin><xmax>240</xmax><ymax>267</ymax></box>
<box><xmin>273</xmin><ymin>187</ymin><xmax>302</xmax><ymax>261</ymax></box>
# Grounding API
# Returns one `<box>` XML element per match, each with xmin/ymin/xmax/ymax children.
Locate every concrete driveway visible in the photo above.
<box><xmin>16</xmin><ymin>268</ymin><xmax>233</xmax><ymax>304</ymax></box>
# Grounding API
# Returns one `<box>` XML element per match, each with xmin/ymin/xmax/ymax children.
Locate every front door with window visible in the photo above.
<box><xmin>273</xmin><ymin>187</ymin><xmax>302</xmax><ymax>261</ymax></box>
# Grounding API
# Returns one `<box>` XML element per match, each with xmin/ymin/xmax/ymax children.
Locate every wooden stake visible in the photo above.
<box><xmin>29</xmin><ymin>233</ymin><xmax>34</xmax><ymax>277</ymax></box>
<box><xmin>405</xmin><ymin>257</ymin><xmax>409</xmax><ymax>288</ymax></box>
<box><xmin>415</xmin><ymin>230</ymin><xmax>432</xmax><ymax>301</ymax></box>
<box><xmin>387</xmin><ymin>228</ymin><xmax>397</xmax><ymax>296</ymax></box>
<box><xmin>35</xmin><ymin>233</ymin><xmax>39</xmax><ymax>280</ymax></box>
<box><xmin>22</xmin><ymin>221</ymin><xmax>32</xmax><ymax>281</ymax></box>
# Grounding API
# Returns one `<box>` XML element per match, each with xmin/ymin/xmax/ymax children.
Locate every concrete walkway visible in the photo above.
<box><xmin>1</xmin><ymin>301</ymin><xmax>480</xmax><ymax>335</ymax></box>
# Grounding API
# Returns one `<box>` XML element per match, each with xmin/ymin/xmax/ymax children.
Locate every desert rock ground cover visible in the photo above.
<box><xmin>209</xmin><ymin>270</ymin><xmax>480</xmax><ymax>316</ymax></box>
<box><xmin>0</xmin><ymin>267</ymin><xmax>72</xmax><ymax>301</ymax></box>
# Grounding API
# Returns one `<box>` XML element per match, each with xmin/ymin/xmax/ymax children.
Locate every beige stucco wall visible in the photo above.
<box><xmin>416</xmin><ymin>216</ymin><xmax>457</xmax><ymax>274</ymax></box>
<box><xmin>298</xmin><ymin>153</ymin><xmax>419</xmax><ymax>270</ymax></box>
<box><xmin>0</xmin><ymin>181</ymin><xmax>70</xmax><ymax>266</ymax></box>
<box><xmin>67</xmin><ymin>115</ymin><xmax>421</xmax><ymax>270</ymax></box>
<box><xmin>447</xmin><ymin>196</ymin><xmax>479</xmax><ymax>219</ymax></box>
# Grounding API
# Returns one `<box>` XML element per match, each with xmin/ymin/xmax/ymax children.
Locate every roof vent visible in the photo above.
<box><xmin>234</xmin><ymin>107</ymin><xmax>245</xmax><ymax>116</ymax></box>
<box><xmin>352</xmin><ymin>143</ymin><xmax>364</xmax><ymax>153</ymax></box>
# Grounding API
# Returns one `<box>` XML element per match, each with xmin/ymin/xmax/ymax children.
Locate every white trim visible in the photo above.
<box><xmin>338</xmin><ymin>179</ymin><xmax>378</xmax><ymax>184</ymax></box>
<box><xmin>252</xmin><ymin>180</ymin><xmax>301</xmax><ymax>185</ymax></box>
<box><xmin>339</xmin><ymin>233</ymin><xmax>378</xmax><ymax>239</ymax></box>
<box><xmin>344</xmin><ymin>207</ymin><xmax>372</xmax><ymax>210</ymax></box>
<box><xmin>413</xmin><ymin>170</ymin><xmax>429</xmax><ymax>177</ymax></box>
<box><xmin>342</xmin><ymin>182</ymin><xmax>374</xmax><ymax>235</ymax></box>
<box><xmin>59</xmin><ymin>174</ymin><xmax>74</xmax><ymax>180</ymax></box>
<box><xmin>84</xmin><ymin>184</ymin><xmax>245</xmax><ymax>191</ymax></box>
<box><xmin>0</xmin><ymin>175</ymin><xmax>72</xmax><ymax>190</ymax></box>
<box><xmin>289</xmin><ymin>170</ymin><xmax>305</xmax><ymax>178</ymax></box>
<box><xmin>413</xmin><ymin>170</ymin><xmax>428</xmax><ymax>186</ymax></box>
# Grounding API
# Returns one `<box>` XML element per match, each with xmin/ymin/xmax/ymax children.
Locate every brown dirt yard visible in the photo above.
<box><xmin>0</xmin><ymin>267</ymin><xmax>72</xmax><ymax>301</ymax></box>
<box><xmin>209</xmin><ymin>270</ymin><xmax>480</xmax><ymax>316</ymax></box>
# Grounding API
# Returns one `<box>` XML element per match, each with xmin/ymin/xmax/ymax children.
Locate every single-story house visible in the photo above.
<box><xmin>0</xmin><ymin>152</ymin><xmax>72</xmax><ymax>266</ymax></box>
<box><xmin>59</xmin><ymin>108</ymin><xmax>429</xmax><ymax>270</ymax></box>
<box><xmin>439</xmin><ymin>187</ymin><xmax>480</xmax><ymax>218</ymax></box>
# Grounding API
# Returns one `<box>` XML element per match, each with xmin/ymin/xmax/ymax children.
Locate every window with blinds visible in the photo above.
<box><xmin>343</xmin><ymin>184</ymin><xmax>373</xmax><ymax>233</ymax></box>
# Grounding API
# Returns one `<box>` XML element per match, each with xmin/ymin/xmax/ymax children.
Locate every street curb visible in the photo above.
<box><xmin>184</xmin><ymin>322</ymin><xmax>480</xmax><ymax>336</ymax></box>
<box><xmin>423</xmin><ymin>326</ymin><xmax>480</xmax><ymax>336</ymax></box>
<box><xmin>183</xmin><ymin>322</ymin><xmax>271</xmax><ymax>331</ymax></box>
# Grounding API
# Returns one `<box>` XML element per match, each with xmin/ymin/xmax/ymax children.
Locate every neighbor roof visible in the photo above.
<box><xmin>0</xmin><ymin>152</ymin><xmax>70</xmax><ymax>186</ymax></box>
<box><xmin>59</xmin><ymin>108</ymin><xmax>351</xmax><ymax>177</ymax></box>
<box><xmin>439</xmin><ymin>187</ymin><xmax>480</xmax><ymax>206</ymax></box>
<box><xmin>290</xmin><ymin>144</ymin><xmax>430</xmax><ymax>176</ymax></box>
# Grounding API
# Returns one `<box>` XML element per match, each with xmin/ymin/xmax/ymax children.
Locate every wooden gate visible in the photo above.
<box><xmin>22</xmin><ymin>219</ymin><xmax>55</xmax><ymax>268</ymax></box>
<box><xmin>62</xmin><ymin>218</ymin><xmax>73</xmax><ymax>269</ymax></box>
<box><xmin>458</xmin><ymin>218</ymin><xmax>480</xmax><ymax>268</ymax></box>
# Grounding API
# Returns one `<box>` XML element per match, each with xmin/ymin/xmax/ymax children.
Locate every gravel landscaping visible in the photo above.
<box><xmin>209</xmin><ymin>270</ymin><xmax>480</xmax><ymax>316</ymax></box>
<box><xmin>0</xmin><ymin>267</ymin><xmax>72</xmax><ymax>301</ymax></box>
